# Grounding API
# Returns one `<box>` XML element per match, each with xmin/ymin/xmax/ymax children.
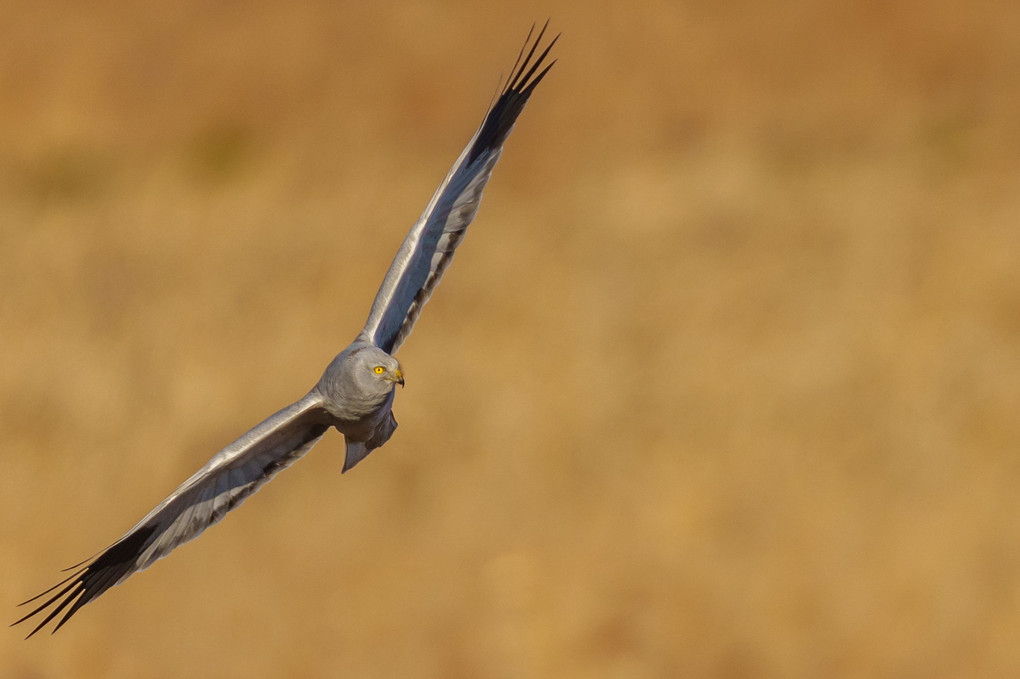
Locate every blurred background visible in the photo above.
<box><xmin>3</xmin><ymin>0</ymin><xmax>1020</xmax><ymax>676</ymax></box>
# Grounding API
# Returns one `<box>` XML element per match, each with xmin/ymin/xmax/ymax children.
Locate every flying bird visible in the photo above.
<box><xmin>14</xmin><ymin>22</ymin><xmax>557</xmax><ymax>638</ymax></box>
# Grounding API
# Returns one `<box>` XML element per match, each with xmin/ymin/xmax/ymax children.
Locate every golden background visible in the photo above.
<box><xmin>3</xmin><ymin>1</ymin><xmax>1020</xmax><ymax>676</ymax></box>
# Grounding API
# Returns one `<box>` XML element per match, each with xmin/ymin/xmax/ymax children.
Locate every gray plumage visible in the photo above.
<box><xmin>14</xmin><ymin>23</ymin><xmax>557</xmax><ymax>638</ymax></box>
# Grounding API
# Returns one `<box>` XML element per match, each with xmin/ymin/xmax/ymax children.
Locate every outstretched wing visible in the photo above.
<box><xmin>13</xmin><ymin>393</ymin><xmax>332</xmax><ymax>638</ymax></box>
<box><xmin>359</xmin><ymin>22</ymin><xmax>558</xmax><ymax>355</ymax></box>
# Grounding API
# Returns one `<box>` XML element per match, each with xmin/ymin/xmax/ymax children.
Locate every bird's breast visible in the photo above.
<box><xmin>324</xmin><ymin>388</ymin><xmax>395</xmax><ymax>441</ymax></box>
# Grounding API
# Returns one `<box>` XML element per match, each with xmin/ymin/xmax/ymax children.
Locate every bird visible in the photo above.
<box><xmin>14</xmin><ymin>22</ymin><xmax>557</xmax><ymax>638</ymax></box>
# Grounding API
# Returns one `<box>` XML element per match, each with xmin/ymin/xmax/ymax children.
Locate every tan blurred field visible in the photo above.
<box><xmin>3</xmin><ymin>1</ymin><xmax>1020</xmax><ymax>676</ymax></box>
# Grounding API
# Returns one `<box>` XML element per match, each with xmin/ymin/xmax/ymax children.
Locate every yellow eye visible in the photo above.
<box><xmin>373</xmin><ymin>366</ymin><xmax>385</xmax><ymax>375</ymax></box>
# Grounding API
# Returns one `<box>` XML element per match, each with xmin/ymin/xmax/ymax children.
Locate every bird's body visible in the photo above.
<box><xmin>14</xmin><ymin>23</ymin><xmax>557</xmax><ymax>638</ymax></box>
<box><xmin>316</xmin><ymin>342</ymin><xmax>403</xmax><ymax>470</ymax></box>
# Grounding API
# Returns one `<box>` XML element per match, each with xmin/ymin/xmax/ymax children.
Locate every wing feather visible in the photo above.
<box><xmin>12</xmin><ymin>393</ymin><xmax>332</xmax><ymax>638</ymax></box>
<box><xmin>359</xmin><ymin>22</ymin><xmax>558</xmax><ymax>354</ymax></box>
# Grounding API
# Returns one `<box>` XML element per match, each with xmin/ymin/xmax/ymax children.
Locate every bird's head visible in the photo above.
<box><xmin>370</xmin><ymin>357</ymin><xmax>404</xmax><ymax>389</ymax></box>
<box><xmin>351</xmin><ymin>345</ymin><xmax>404</xmax><ymax>392</ymax></box>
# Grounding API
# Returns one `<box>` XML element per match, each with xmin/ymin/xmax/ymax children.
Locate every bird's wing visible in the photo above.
<box><xmin>13</xmin><ymin>393</ymin><xmax>332</xmax><ymax>638</ymax></box>
<box><xmin>358</xmin><ymin>22</ymin><xmax>558</xmax><ymax>355</ymax></box>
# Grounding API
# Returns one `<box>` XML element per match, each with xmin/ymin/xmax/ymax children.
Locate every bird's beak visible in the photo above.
<box><xmin>393</xmin><ymin>368</ymin><xmax>404</xmax><ymax>387</ymax></box>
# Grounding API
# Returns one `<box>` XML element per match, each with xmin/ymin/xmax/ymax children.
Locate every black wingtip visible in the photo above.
<box><xmin>13</xmin><ymin>525</ymin><xmax>158</xmax><ymax>638</ymax></box>
<box><xmin>466</xmin><ymin>21</ymin><xmax>559</xmax><ymax>165</ymax></box>
<box><xmin>505</xmin><ymin>21</ymin><xmax>559</xmax><ymax>96</ymax></box>
<box><xmin>12</xmin><ymin>568</ymin><xmax>88</xmax><ymax>639</ymax></box>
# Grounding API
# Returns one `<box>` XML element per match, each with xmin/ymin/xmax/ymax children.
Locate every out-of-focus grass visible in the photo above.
<box><xmin>3</xmin><ymin>2</ymin><xmax>1020</xmax><ymax>677</ymax></box>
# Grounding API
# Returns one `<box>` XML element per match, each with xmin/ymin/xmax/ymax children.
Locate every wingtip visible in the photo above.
<box><xmin>464</xmin><ymin>22</ymin><xmax>558</xmax><ymax>166</ymax></box>
<box><xmin>505</xmin><ymin>21</ymin><xmax>558</xmax><ymax>95</ymax></box>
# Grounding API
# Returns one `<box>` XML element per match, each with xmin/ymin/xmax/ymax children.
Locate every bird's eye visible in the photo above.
<box><xmin>373</xmin><ymin>366</ymin><xmax>385</xmax><ymax>375</ymax></box>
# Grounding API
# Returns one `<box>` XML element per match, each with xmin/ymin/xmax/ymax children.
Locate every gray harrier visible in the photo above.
<box><xmin>15</xmin><ymin>22</ymin><xmax>557</xmax><ymax>638</ymax></box>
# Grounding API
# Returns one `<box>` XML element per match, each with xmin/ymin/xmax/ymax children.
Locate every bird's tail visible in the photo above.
<box><xmin>342</xmin><ymin>412</ymin><xmax>398</xmax><ymax>472</ymax></box>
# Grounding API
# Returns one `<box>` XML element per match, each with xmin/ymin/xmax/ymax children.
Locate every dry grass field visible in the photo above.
<box><xmin>3</xmin><ymin>1</ymin><xmax>1020</xmax><ymax>676</ymax></box>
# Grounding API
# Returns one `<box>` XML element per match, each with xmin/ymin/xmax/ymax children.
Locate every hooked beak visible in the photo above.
<box><xmin>392</xmin><ymin>368</ymin><xmax>404</xmax><ymax>388</ymax></box>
